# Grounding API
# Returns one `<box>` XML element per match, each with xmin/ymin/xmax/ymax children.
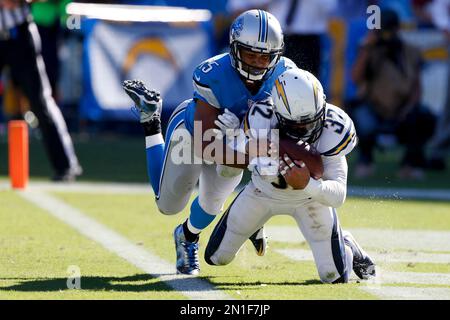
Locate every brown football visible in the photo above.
<box><xmin>279</xmin><ymin>138</ymin><xmax>324</xmax><ymax>179</ymax></box>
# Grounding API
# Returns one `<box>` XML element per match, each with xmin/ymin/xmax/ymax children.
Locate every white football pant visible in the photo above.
<box><xmin>155</xmin><ymin>101</ymin><xmax>243</xmax><ymax>216</ymax></box>
<box><xmin>205</xmin><ymin>181</ymin><xmax>353</xmax><ymax>283</ymax></box>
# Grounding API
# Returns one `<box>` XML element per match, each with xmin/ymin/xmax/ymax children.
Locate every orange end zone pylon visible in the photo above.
<box><xmin>8</xmin><ymin>120</ymin><xmax>29</xmax><ymax>189</ymax></box>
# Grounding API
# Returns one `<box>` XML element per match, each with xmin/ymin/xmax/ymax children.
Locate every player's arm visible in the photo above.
<box><xmin>304</xmin><ymin>106</ymin><xmax>357</xmax><ymax>207</ymax></box>
<box><xmin>282</xmin><ymin>106</ymin><xmax>357</xmax><ymax>207</ymax></box>
<box><xmin>193</xmin><ymin>100</ymin><xmax>250</xmax><ymax>169</ymax></box>
<box><xmin>192</xmin><ymin>60</ymin><xmax>269</xmax><ymax>168</ymax></box>
<box><xmin>191</xmin><ymin>61</ymin><xmax>250</xmax><ymax>168</ymax></box>
<box><xmin>281</xmin><ymin>154</ymin><xmax>348</xmax><ymax>208</ymax></box>
<box><xmin>303</xmin><ymin>156</ymin><xmax>348</xmax><ymax>208</ymax></box>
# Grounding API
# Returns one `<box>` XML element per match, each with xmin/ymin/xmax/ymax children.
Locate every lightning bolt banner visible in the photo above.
<box><xmin>80</xmin><ymin>19</ymin><xmax>213</xmax><ymax>121</ymax></box>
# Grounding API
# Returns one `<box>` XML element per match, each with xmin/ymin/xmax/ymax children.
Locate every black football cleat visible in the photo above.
<box><xmin>249</xmin><ymin>227</ymin><xmax>268</xmax><ymax>256</ymax></box>
<box><xmin>343</xmin><ymin>230</ymin><xmax>376</xmax><ymax>280</ymax></box>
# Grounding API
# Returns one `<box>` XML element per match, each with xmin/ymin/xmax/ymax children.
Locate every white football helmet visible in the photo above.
<box><xmin>271</xmin><ymin>68</ymin><xmax>326</xmax><ymax>142</ymax></box>
<box><xmin>229</xmin><ymin>9</ymin><xmax>284</xmax><ymax>81</ymax></box>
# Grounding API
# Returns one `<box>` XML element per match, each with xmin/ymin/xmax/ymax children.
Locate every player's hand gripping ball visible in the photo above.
<box><xmin>278</xmin><ymin>138</ymin><xmax>324</xmax><ymax>180</ymax></box>
<box><xmin>279</xmin><ymin>154</ymin><xmax>311</xmax><ymax>190</ymax></box>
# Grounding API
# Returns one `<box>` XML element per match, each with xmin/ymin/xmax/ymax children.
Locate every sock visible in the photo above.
<box><xmin>183</xmin><ymin>197</ymin><xmax>217</xmax><ymax>242</ymax></box>
<box><xmin>182</xmin><ymin>221</ymin><xmax>199</xmax><ymax>243</ymax></box>
<box><xmin>143</xmin><ymin>119</ymin><xmax>164</xmax><ymax>195</ymax></box>
<box><xmin>142</xmin><ymin>118</ymin><xmax>161</xmax><ymax>136</ymax></box>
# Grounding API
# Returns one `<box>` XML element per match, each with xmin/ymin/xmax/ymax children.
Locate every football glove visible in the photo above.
<box><xmin>248</xmin><ymin>156</ymin><xmax>279</xmax><ymax>176</ymax></box>
<box><xmin>123</xmin><ymin>79</ymin><xmax>162</xmax><ymax>123</ymax></box>
<box><xmin>214</xmin><ymin>108</ymin><xmax>241</xmax><ymax>137</ymax></box>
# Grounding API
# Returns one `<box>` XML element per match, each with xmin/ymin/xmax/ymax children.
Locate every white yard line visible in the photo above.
<box><xmin>276</xmin><ymin>248</ymin><xmax>450</xmax><ymax>264</ymax></box>
<box><xmin>373</xmin><ymin>271</ymin><xmax>450</xmax><ymax>286</ymax></box>
<box><xmin>18</xmin><ymin>190</ymin><xmax>231</xmax><ymax>300</ymax></box>
<box><xmin>276</xmin><ymin>249</ymin><xmax>450</xmax><ymax>285</ymax></box>
<box><xmin>363</xmin><ymin>268</ymin><xmax>450</xmax><ymax>299</ymax></box>
<box><xmin>267</xmin><ymin>226</ymin><xmax>450</xmax><ymax>252</ymax></box>
<box><xmin>277</xmin><ymin>249</ymin><xmax>450</xmax><ymax>299</ymax></box>
<box><xmin>360</xmin><ymin>286</ymin><xmax>450</xmax><ymax>300</ymax></box>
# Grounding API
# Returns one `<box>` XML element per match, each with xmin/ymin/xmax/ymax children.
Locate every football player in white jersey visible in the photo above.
<box><xmin>205</xmin><ymin>68</ymin><xmax>376</xmax><ymax>283</ymax></box>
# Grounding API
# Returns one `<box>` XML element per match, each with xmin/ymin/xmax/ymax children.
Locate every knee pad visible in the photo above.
<box><xmin>205</xmin><ymin>250</ymin><xmax>235</xmax><ymax>266</ymax></box>
<box><xmin>157</xmin><ymin>206</ymin><xmax>179</xmax><ymax>216</ymax></box>
<box><xmin>216</xmin><ymin>165</ymin><xmax>243</xmax><ymax>178</ymax></box>
<box><xmin>156</xmin><ymin>198</ymin><xmax>182</xmax><ymax>215</ymax></box>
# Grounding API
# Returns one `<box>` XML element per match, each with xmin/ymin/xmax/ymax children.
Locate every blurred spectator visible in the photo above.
<box><xmin>379</xmin><ymin>0</ymin><xmax>415</xmax><ymax>24</ymax></box>
<box><xmin>228</xmin><ymin>0</ymin><xmax>337</xmax><ymax>77</ymax></box>
<box><xmin>411</xmin><ymin>0</ymin><xmax>437</xmax><ymax>27</ymax></box>
<box><xmin>351</xmin><ymin>9</ymin><xmax>436</xmax><ymax>179</ymax></box>
<box><xmin>424</xmin><ymin>0</ymin><xmax>449</xmax><ymax>170</ymax></box>
<box><xmin>0</xmin><ymin>0</ymin><xmax>82</xmax><ymax>181</ymax></box>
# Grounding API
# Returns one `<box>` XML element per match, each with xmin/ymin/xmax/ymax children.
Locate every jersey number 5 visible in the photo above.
<box><xmin>200</xmin><ymin>61</ymin><xmax>219</xmax><ymax>73</ymax></box>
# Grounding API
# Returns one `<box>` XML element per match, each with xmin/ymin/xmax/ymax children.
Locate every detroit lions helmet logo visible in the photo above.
<box><xmin>230</xmin><ymin>17</ymin><xmax>244</xmax><ymax>39</ymax></box>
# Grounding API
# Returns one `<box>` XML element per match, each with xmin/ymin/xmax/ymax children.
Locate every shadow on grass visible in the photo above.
<box><xmin>0</xmin><ymin>274</ymin><xmax>323</xmax><ymax>293</ymax></box>
<box><xmin>202</xmin><ymin>277</ymin><xmax>323</xmax><ymax>290</ymax></box>
<box><xmin>1</xmin><ymin>274</ymin><xmax>171</xmax><ymax>293</ymax></box>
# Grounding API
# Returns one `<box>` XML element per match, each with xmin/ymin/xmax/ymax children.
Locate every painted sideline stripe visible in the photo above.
<box><xmin>361</xmin><ymin>286</ymin><xmax>450</xmax><ymax>300</ymax></box>
<box><xmin>18</xmin><ymin>190</ymin><xmax>231</xmax><ymax>300</ymax></box>
<box><xmin>267</xmin><ymin>226</ymin><xmax>450</xmax><ymax>252</ymax></box>
<box><xmin>276</xmin><ymin>248</ymin><xmax>450</xmax><ymax>265</ymax></box>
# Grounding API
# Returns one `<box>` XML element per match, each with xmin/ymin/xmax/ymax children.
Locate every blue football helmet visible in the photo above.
<box><xmin>229</xmin><ymin>9</ymin><xmax>284</xmax><ymax>82</ymax></box>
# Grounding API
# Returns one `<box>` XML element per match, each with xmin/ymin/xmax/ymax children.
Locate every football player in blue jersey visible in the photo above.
<box><xmin>123</xmin><ymin>10</ymin><xmax>295</xmax><ymax>275</ymax></box>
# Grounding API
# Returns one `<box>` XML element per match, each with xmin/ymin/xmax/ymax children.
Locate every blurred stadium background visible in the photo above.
<box><xmin>0</xmin><ymin>0</ymin><xmax>449</xmax><ymax>187</ymax></box>
<box><xmin>0</xmin><ymin>0</ymin><xmax>450</xmax><ymax>300</ymax></box>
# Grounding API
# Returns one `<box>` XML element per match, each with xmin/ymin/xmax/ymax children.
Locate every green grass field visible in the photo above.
<box><xmin>1</xmin><ymin>186</ymin><xmax>449</xmax><ymax>300</ymax></box>
<box><xmin>1</xmin><ymin>133</ymin><xmax>450</xmax><ymax>299</ymax></box>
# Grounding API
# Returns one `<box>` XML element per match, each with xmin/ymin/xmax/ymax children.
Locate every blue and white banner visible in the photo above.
<box><xmin>80</xmin><ymin>19</ymin><xmax>213</xmax><ymax>121</ymax></box>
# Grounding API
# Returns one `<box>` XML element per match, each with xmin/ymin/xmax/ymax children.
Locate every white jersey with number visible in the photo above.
<box><xmin>243</xmin><ymin>102</ymin><xmax>358</xmax><ymax>203</ymax></box>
